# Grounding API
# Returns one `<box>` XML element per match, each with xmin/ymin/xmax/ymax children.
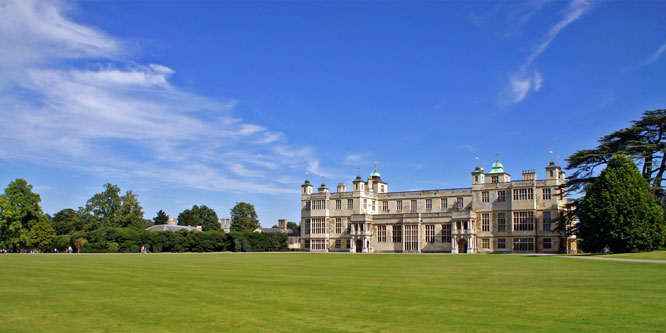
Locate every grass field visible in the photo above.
<box><xmin>595</xmin><ymin>250</ymin><xmax>666</xmax><ymax>261</ymax></box>
<box><xmin>1</xmin><ymin>253</ymin><xmax>665</xmax><ymax>332</ymax></box>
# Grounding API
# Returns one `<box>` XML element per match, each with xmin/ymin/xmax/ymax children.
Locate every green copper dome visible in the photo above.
<box><xmin>370</xmin><ymin>170</ymin><xmax>381</xmax><ymax>178</ymax></box>
<box><xmin>488</xmin><ymin>160</ymin><xmax>505</xmax><ymax>174</ymax></box>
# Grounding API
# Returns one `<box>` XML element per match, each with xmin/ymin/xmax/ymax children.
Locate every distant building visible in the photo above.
<box><xmin>220</xmin><ymin>218</ymin><xmax>231</xmax><ymax>233</ymax></box>
<box><xmin>300</xmin><ymin>159</ymin><xmax>576</xmax><ymax>254</ymax></box>
<box><xmin>254</xmin><ymin>219</ymin><xmax>302</xmax><ymax>250</ymax></box>
<box><xmin>167</xmin><ymin>218</ymin><xmax>177</xmax><ymax>226</ymax></box>
<box><xmin>146</xmin><ymin>225</ymin><xmax>201</xmax><ymax>232</ymax></box>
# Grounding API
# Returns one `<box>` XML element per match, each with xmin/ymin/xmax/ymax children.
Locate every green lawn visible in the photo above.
<box><xmin>596</xmin><ymin>250</ymin><xmax>666</xmax><ymax>261</ymax></box>
<box><xmin>1</xmin><ymin>253</ymin><xmax>665</xmax><ymax>332</ymax></box>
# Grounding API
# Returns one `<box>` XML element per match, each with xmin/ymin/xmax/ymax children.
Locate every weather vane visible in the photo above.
<box><xmin>305</xmin><ymin>171</ymin><xmax>309</xmax><ymax>181</ymax></box>
<box><xmin>475</xmin><ymin>156</ymin><xmax>479</xmax><ymax>167</ymax></box>
<box><xmin>549</xmin><ymin>150</ymin><xmax>554</xmax><ymax>162</ymax></box>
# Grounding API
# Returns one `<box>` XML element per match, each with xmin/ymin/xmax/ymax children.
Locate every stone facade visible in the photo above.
<box><xmin>300</xmin><ymin>159</ymin><xmax>576</xmax><ymax>254</ymax></box>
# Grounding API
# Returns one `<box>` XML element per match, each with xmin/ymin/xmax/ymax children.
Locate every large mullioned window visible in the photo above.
<box><xmin>513</xmin><ymin>188</ymin><xmax>534</xmax><ymax>200</ymax></box>
<box><xmin>335</xmin><ymin>218</ymin><xmax>342</xmax><ymax>234</ymax></box>
<box><xmin>311</xmin><ymin>218</ymin><xmax>327</xmax><ymax>234</ymax></box>
<box><xmin>425</xmin><ymin>225</ymin><xmax>435</xmax><ymax>243</ymax></box>
<box><xmin>377</xmin><ymin>226</ymin><xmax>387</xmax><ymax>242</ymax></box>
<box><xmin>405</xmin><ymin>225</ymin><xmax>418</xmax><ymax>251</ymax></box>
<box><xmin>543</xmin><ymin>188</ymin><xmax>552</xmax><ymax>200</ymax></box>
<box><xmin>482</xmin><ymin>214</ymin><xmax>490</xmax><ymax>231</ymax></box>
<box><xmin>513</xmin><ymin>238</ymin><xmax>534</xmax><ymax>251</ymax></box>
<box><xmin>497</xmin><ymin>213</ymin><xmax>506</xmax><ymax>232</ymax></box>
<box><xmin>393</xmin><ymin>225</ymin><xmax>402</xmax><ymax>243</ymax></box>
<box><xmin>441</xmin><ymin>224</ymin><xmax>451</xmax><ymax>243</ymax></box>
<box><xmin>513</xmin><ymin>212</ymin><xmax>534</xmax><ymax>231</ymax></box>
<box><xmin>543</xmin><ymin>211</ymin><xmax>552</xmax><ymax>231</ymax></box>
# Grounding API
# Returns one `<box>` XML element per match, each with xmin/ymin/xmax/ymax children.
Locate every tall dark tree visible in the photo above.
<box><xmin>230</xmin><ymin>202</ymin><xmax>260</xmax><ymax>232</ymax></box>
<box><xmin>178</xmin><ymin>205</ymin><xmax>220</xmax><ymax>231</ymax></box>
<box><xmin>577</xmin><ymin>155</ymin><xmax>666</xmax><ymax>253</ymax></box>
<box><xmin>28</xmin><ymin>220</ymin><xmax>56</xmax><ymax>252</ymax></box>
<box><xmin>0</xmin><ymin>179</ymin><xmax>45</xmax><ymax>251</ymax></box>
<box><xmin>153</xmin><ymin>210</ymin><xmax>169</xmax><ymax>225</ymax></box>
<box><xmin>82</xmin><ymin>184</ymin><xmax>145</xmax><ymax>229</ymax></box>
<box><xmin>567</xmin><ymin>109</ymin><xmax>666</xmax><ymax>196</ymax></box>
<box><xmin>287</xmin><ymin>221</ymin><xmax>299</xmax><ymax>231</ymax></box>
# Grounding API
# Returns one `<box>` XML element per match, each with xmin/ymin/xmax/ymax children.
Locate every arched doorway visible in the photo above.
<box><xmin>355</xmin><ymin>239</ymin><xmax>363</xmax><ymax>253</ymax></box>
<box><xmin>457</xmin><ymin>238</ymin><xmax>467</xmax><ymax>253</ymax></box>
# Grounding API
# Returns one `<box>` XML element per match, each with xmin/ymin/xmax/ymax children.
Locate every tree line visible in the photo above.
<box><xmin>0</xmin><ymin>181</ymin><xmax>290</xmax><ymax>253</ymax></box>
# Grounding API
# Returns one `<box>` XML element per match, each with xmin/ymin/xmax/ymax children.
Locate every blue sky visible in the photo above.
<box><xmin>1</xmin><ymin>0</ymin><xmax>665</xmax><ymax>226</ymax></box>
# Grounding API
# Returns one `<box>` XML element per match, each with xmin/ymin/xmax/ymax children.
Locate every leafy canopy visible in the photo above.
<box><xmin>178</xmin><ymin>205</ymin><xmax>220</xmax><ymax>231</ymax></box>
<box><xmin>230</xmin><ymin>202</ymin><xmax>260</xmax><ymax>232</ymax></box>
<box><xmin>153</xmin><ymin>210</ymin><xmax>169</xmax><ymax>225</ymax></box>
<box><xmin>577</xmin><ymin>155</ymin><xmax>666</xmax><ymax>253</ymax></box>
<box><xmin>0</xmin><ymin>179</ymin><xmax>46</xmax><ymax>250</ymax></box>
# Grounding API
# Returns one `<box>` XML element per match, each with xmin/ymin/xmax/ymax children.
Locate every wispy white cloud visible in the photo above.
<box><xmin>501</xmin><ymin>0</ymin><xmax>592</xmax><ymax>103</ymax></box>
<box><xmin>641</xmin><ymin>42</ymin><xmax>666</xmax><ymax>66</ymax></box>
<box><xmin>0</xmin><ymin>0</ymin><xmax>316</xmax><ymax>195</ymax></box>
<box><xmin>343</xmin><ymin>153</ymin><xmax>368</xmax><ymax>166</ymax></box>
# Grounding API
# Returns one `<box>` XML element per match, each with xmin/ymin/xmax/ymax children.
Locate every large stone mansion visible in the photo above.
<box><xmin>300</xmin><ymin>158</ymin><xmax>577</xmax><ymax>254</ymax></box>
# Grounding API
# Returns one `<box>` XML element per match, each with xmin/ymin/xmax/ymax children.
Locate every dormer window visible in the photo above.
<box><xmin>492</xmin><ymin>176</ymin><xmax>499</xmax><ymax>184</ymax></box>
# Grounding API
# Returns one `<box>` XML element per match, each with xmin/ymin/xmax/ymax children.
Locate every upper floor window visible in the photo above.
<box><xmin>372</xmin><ymin>201</ymin><xmax>376</xmax><ymax>211</ymax></box>
<box><xmin>305</xmin><ymin>219</ymin><xmax>311</xmax><ymax>234</ymax></box>
<box><xmin>492</xmin><ymin>176</ymin><xmax>499</xmax><ymax>184</ymax></box>
<box><xmin>482</xmin><ymin>192</ymin><xmax>489</xmax><ymax>203</ymax></box>
<box><xmin>543</xmin><ymin>211</ymin><xmax>552</xmax><ymax>231</ymax></box>
<box><xmin>382</xmin><ymin>201</ymin><xmax>389</xmax><ymax>212</ymax></box>
<box><xmin>441</xmin><ymin>198</ymin><xmax>448</xmax><ymax>209</ymax></box>
<box><xmin>482</xmin><ymin>213</ymin><xmax>490</xmax><ymax>231</ymax></box>
<box><xmin>497</xmin><ymin>191</ymin><xmax>506</xmax><ymax>202</ymax></box>
<box><xmin>426</xmin><ymin>199</ymin><xmax>432</xmax><ymax>209</ymax></box>
<box><xmin>497</xmin><ymin>213</ymin><xmax>506</xmax><ymax>232</ymax></box>
<box><xmin>411</xmin><ymin>200</ymin><xmax>417</xmax><ymax>211</ymax></box>
<box><xmin>543</xmin><ymin>188</ymin><xmax>552</xmax><ymax>200</ymax></box>
<box><xmin>513</xmin><ymin>212</ymin><xmax>534</xmax><ymax>231</ymax></box>
<box><xmin>513</xmin><ymin>188</ymin><xmax>534</xmax><ymax>200</ymax></box>
<box><xmin>347</xmin><ymin>199</ymin><xmax>353</xmax><ymax>209</ymax></box>
<box><xmin>305</xmin><ymin>201</ymin><xmax>311</xmax><ymax>211</ymax></box>
<box><xmin>397</xmin><ymin>201</ymin><xmax>403</xmax><ymax>212</ymax></box>
<box><xmin>335</xmin><ymin>218</ymin><xmax>342</xmax><ymax>234</ymax></box>
<box><xmin>456</xmin><ymin>197</ymin><xmax>464</xmax><ymax>209</ymax></box>
<box><xmin>335</xmin><ymin>200</ymin><xmax>341</xmax><ymax>210</ymax></box>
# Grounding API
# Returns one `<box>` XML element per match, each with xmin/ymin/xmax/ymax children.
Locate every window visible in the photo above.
<box><xmin>377</xmin><ymin>226</ymin><xmax>387</xmax><ymax>242</ymax></box>
<box><xmin>550</xmin><ymin>170</ymin><xmax>554</xmax><ymax>177</ymax></box>
<box><xmin>411</xmin><ymin>200</ymin><xmax>417</xmax><ymax>211</ymax></box>
<box><xmin>397</xmin><ymin>201</ymin><xmax>403</xmax><ymax>212</ymax></box>
<box><xmin>425</xmin><ymin>225</ymin><xmax>435</xmax><ymax>243</ymax></box>
<box><xmin>497</xmin><ymin>191</ymin><xmax>505</xmax><ymax>202</ymax></box>
<box><xmin>381</xmin><ymin>185</ymin><xmax>385</xmax><ymax>193</ymax></box>
<box><xmin>497</xmin><ymin>238</ymin><xmax>506</xmax><ymax>249</ymax></box>
<box><xmin>372</xmin><ymin>201</ymin><xmax>376</xmax><ymax>211</ymax></box>
<box><xmin>426</xmin><ymin>199</ymin><xmax>432</xmax><ymax>210</ymax></box>
<box><xmin>305</xmin><ymin>201</ymin><xmax>311</xmax><ymax>211</ymax></box>
<box><xmin>513</xmin><ymin>188</ymin><xmax>534</xmax><ymax>200</ymax></box>
<box><xmin>305</xmin><ymin>240</ymin><xmax>310</xmax><ymax>249</ymax></box>
<box><xmin>405</xmin><ymin>225</ymin><xmax>418</xmax><ymax>251</ymax></box>
<box><xmin>335</xmin><ymin>200</ymin><xmax>341</xmax><ymax>210</ymax></box>
<box><xmin>497</xmin><ymin>213</ymin><xmax>506</xmax><ymax>232</ymax></box>
<box><xmin>482</xmin><ymin>239</ymin><xmax>490</xmax><ymax>249</ymax></box>
<box><xmin>335</xmin><ymin>218</ymin><xmax>342</xmax><ymax>234</ymax></box>
<box><xmin>335</xmin><ymin>240</ymin><xmax>341</xmax><ymax>249</ymax></box>
<box><xmin>543</xmin><ymin>238</ymin><xmax>552</xmax><ymax>249</ymax></box>
<box><xmin>393</xmin><ymin>225</ymin><xmax>402</xmax><ymax>243</ymax></box>
<box><xmin>482</xmin><ymin>192</ymin><xmax>489</xmax><ymax>203</ymax></box>
<box><xmin>311</xmin><ymin>239</ymin><xmax>326</xmax><ymax>250</ymax></box>
<box><xmin>305</xmin><ymin>219</ymin><xmax>310</xmax><ymax>234</ymax></box>
<box><xmin>441</xmin><ymin>198</ymin><xmax>448</xmax><ymax>209</ymax></box>
<box><xmin>347</xmin><ymin>199</ymin><xmax>353</xmax><ymax>209</ymax></box>
<box><xmin>482</xmin><ymin>214</ymin><xmax>490</xmax><ymax>231</ymax></box>
<box><xmin>492</xmin><ymin>176</ymin><xmax>499</xmax><ymax>184</ymax></box>
<box><xmin>543</xmin><ymin>211</ymin><xmax>551</xmax><ymax>231</ymax></box>
<box><xmin>311</xmin><ymin>218</ymin><xmax>327</xmax><ymax>234</ymax></box>
<box><xmin>543</xmin><ymin>188</ymin><xmax>551</xmax><ymax>200</ymax></box>
<box><xmin>513</xmin><ymin>212</ymin><xmax>534</xmax><ymax>231</ymax></box>
<box><xmin>312</xmin><ymin>200</ymin><xmax>327</xmax><ymax>210</ymax></box>
<box><xmin>513</xmin><ymin>238</ymin><xmax>535</xmax><ymax>251</ymax></box>
<box><xmin>441</xmin><ymin>224</ymin><xmax>451</xmax><ymax>243</ymax></box>
<box><xmin>456</xmin><ymin>197</ymin><xmax>464</xmax><ymax>209</ymax></box>
<box><xmin>382</xmin><ymin>201</ymin><xmax>389</xmax><ymax>212</ymax></box>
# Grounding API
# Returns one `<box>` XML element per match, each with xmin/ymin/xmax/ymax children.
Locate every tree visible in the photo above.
<box><xmin>153</xmin><ymin>210</ymin><xmax>169</xmax><ymax>225</ymax></box>
<box><xmin>0</xmin><ymin>179</ymin><xmax>45</xmax><ymax>251</ymax></box>
<box><xmin>52</xmin><ymin>208</ymin><xmax>85</xmax><ymax>235</ymax></box>
<box><xmin>178</xmin><ymin>205</ymin><xmax>220</xmax><ymax>231</ymax></box>
<box><xmin>577</xmin><ymin>155</ymin><xmax>666</xmax><ymax>253</ymax></box>
<box><xmin>83</xmin><ymin>184</ymin><xmax>145</xmax><ymax>229</ymax></box>
<box><xmin>287</xmin><ymin>221</ymin><xmax>299</xmax><ymax>231</ymax></box>
<box><xmin>567</xmin><ymin>109</ymin><xmax>666</xmax><ymax>196</ymax></box>
<box><xmin>28</xmin><ymin>220</ymin><xmax>56</xmax><ymax>252</ymax></box>
<box><xmin>230</xmin><ymin>202</ymin><xmax>260</xmax><ymax>232</ymax></box>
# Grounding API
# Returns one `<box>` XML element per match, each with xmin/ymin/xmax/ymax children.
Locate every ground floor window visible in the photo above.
<box><xmin>335</xmin><ymin>240</ymin><xmax>341</xmax><ymax>249</ymax></box>
<box><xmin>347</xmin><ymin>240</ymin><xmax>351</xmax><ymax>248</ymax></box>
<box><xmin>482</xmin><ymin>238</ymin><xmax>490</xmax><ymax>249</ymax></box>
<box><xmin>513</xmin><ymin>238</ymin><xmax>534</xmax><ymax>252</ymax></box>
<box><xmin>305</xmin><ymin>240</ymin><xmax>310</xmax><ymax>249</ymax></box>
<box><xmin>393</xmin><ymin>225</ymin><xmax>402</xmax><ymax>243</ymax></box>
<box><xmin>441</xmin><ymin>224</ymin><xmax>451</xmax><ymax>242</ymax></box>
<box><xmin>543</xmin><ymin>238</ymin><xmax>552</xmax><ymax>249</ymax></box>
<box><xmin>405</xmin><ymin>225</ymin><xmax>418</xmax><ymax>251</ymax></box>
<box><xmin>310</xmin><ymin>239</ymin><xmax>327</xmax><ymax>250</ymax></box>
<box><xmin>377</xmin><ymin>225</ymin><xmax>387</xmax><ymax>242</ymax></box>
<box><xmin>498</xmin><ymin>238</ymin><xmax>506</xmax><ymax>249</ymax></box>
<box><xmin>425</xmin><ymin>225</ymin><xmax>435</xmax><ymax>243</ymax></box>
